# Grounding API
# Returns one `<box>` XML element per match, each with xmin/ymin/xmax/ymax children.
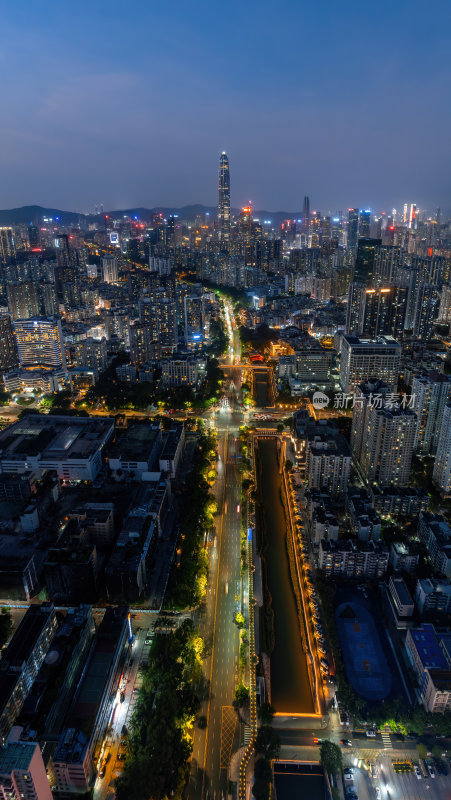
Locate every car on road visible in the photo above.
<box><xmin>375</xmin><ymin>788</ymin><xmax>381</xmax><ymax>800</ymax></box>
<box><xmin>344</xmin><ymin>772</ymin><xmax>354</xmax><ymax>781</ymax></box>
<box><xmin>366</xmin><ymin>729</ymin><xmax>376</xmax><ymax>737</ymax></box>
<box><xmin>341</xmin><ymin>739</ymin><xmax>353</xmax><ymax>747</ymax></box>
<box><xmin>427</xmin><ymin>763</ymin><xmax>436</xmax><ymax>779</ymax></box>
<box><xmin>414</xmin><ymin>764</ymin><xmax>422</xmax><ymax>780</ymax></box>
<box><xmin>344</xmin><ymin>767</ymin><xmax>354</xmax><ymax>775</ymax></box>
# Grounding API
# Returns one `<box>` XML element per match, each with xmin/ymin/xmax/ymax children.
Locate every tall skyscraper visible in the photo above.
<box><xmin>301</xmin><ymin>196</ymin><xmax>310</xmax><ymax>235</ymax></box>
<box><xmin>218</xmin><ymin>152</ymin><xmax>230</xmax><ymax>245</ymax></box>
<box><xmin>359</xmin><ymin>209</ymin><xmax>371</xmax><ymax>238</ymax></box>
<box><xmin>347</xmin><ymin>208</ymin><xmax>359</xmax><ymax>249</ymax></box>
<box><xmin>14</xmin><ymin>317</ymin><xmax>67</xmax><ymax>371</ymax></box>
<box><xmin>353</xmin><ymin>237</ymin><xmax>381</xmax><ymax>283</ymax></box>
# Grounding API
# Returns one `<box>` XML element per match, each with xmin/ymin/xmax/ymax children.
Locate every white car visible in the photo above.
<box><xmin>344</xmin><ymin>773</ymin><xmax>354</xmax><ymax>781</ymax></box>
<box><xmin>427</xmin><ymin>764</ymin><xmax>435</xmax><ymax>779</ymax></box>
<box><xmin>375</xmin><ymin>788</ymin><xmax>381</xmax><ymax>800</ymax></box>
<box><xmin>414</xmin><ymin>765</ymin><xmax>422</xmax><ymax>780</ymax></box>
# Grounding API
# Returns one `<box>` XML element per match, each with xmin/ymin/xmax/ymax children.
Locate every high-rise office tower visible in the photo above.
<box><xmin>218</xmin><ymin>152</ymin><xmax>231</xmax><ymax>245</ymax></box>
<box><xmin>0</xmin><ymin>228</ymin><xmax>15</xmax><ymax>263</ymax></box>
<box><xmin>433</xmin><ymin>402</ymin><xmax>451</xmax><ymax>495</ymax></box>
<box><xmin>347</xmin><ymin>208</ymin><xmax>359</xmax><ymax>248</ymax></box>
<box><xmin>412</xmin><ymin>371</ymin><xmax>451</xmax><ymax>455</ymax></box>
<box><xmin>14</xmin><ymin>317</ymin><xmax>67</xmax><ymax>371</ymax></box>
<box><xmin>102</xmin><ymin>255</ymin><xmax>118</xmax><ymax>284</ymax></box>
<box><xmin>301</xmin><ymin>196</ymin><xmax>310</xmax><ymax>235</ymax></box>
<box><xmin>0</xmin><ymin>739</ymin><xmax>53</xmax><ymax>800</ymax></box>
<box><xmin>355</xmin><ymin>396</ymin><xmax>416</xmax><ymax>488</ymax></box>
<box><xmin>359</xmin><ymin>209</ymin><xmax>371</xmax><ymax>238</ymax></box>
<box><xmin>0</xmin><ymin>314</ymin><xmax>19</xmax><ymax>371</ymax></box>
<box><xmin>353</xmin><ymin>238</ymin><xmax>381</xmax><ymax>283</ymax></box>
<box><xmin>28</xmin><ymin>223</ymin><xmax>40</xmax><ymax>248</ymax></box>
<box><xmin>7</xmin><ymin>281</ymin><xmax>40</xmax><ymax>320</ymax></box>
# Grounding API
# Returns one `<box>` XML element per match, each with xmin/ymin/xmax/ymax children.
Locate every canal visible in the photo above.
<box><xmin>253</xmin><ymin>368</ymin><xmax>271</xmax><ymax>407</ymax></box>
<box><xmin>256</xmin><ymin>437</ymin><xmax>314</xmax><ymax>714</ymax></box>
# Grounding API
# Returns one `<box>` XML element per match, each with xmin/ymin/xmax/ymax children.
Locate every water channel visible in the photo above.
<box><xmin>256</xmin><ymin>437</ymin><xmax>314</xmax><ymax>714</ymax></box>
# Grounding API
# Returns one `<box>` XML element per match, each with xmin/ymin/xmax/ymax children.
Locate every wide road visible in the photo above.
<box><xmin>189</xmin><ymin>302</ymin><xmax>245</xmax><ymax>799</ymax></box>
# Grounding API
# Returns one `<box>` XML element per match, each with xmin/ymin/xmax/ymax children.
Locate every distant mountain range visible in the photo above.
<box><xmin>0</xmin><ymin>204</ymin><xmax>299</xmax><ymax>228</ymax></box>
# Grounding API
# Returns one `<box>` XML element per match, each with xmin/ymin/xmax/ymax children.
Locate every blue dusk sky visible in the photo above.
<box><xmin>1</xmin><ymin>0</ymin><xmax>450</xmax><ymax>214</ymax></box>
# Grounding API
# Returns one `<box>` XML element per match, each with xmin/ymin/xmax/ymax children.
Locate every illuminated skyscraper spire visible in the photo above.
<box><xmin>218</xmin><ymin>151</ymin><xmax>230</xmax><ymax>245</ymax></box>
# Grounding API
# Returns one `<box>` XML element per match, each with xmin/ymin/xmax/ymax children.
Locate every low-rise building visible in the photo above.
<box><xmin>0</xmin><ymin>604</ymin><xmax>57</xmax><ymax>744</ymax></box>
<box><xmin>414</xmin><ymin>578</ymin><xmax>451</xmax><ymax>616</ymax></box>
<box><xmin>347</xmin><ymin>489</ymin><xmax>381</xmax><ymax>542</ymax></box>
<box><xmin>52</xmin><ymin>727</ymin><xmax>93</xmax><ymax>796</ymax></box>
<box><xmin>0</xmin><ymin>738</ymin><xmax>53</xmax><ymax>800</ymax></box>
<box><xmin>405</xmin><ymin>624</ymin><xmax>448</xmax><ymax>681</ymax></box>
<box><xmin>405</xmin><ymin>623</ymin><xmax>451</xmax><ymax>712</ymax></box>
<box><xmin>159</xmin><ymin>423</ymin><xmax>185</xmax><ymax>479</ymax></box>
<box><xmin>388</xmin><ymin>576</ymin><xmax>414</xmax><ymax>618</ymax></box>
<box><xmin>160</xmin><ymin>355</ymin><xmax>206</xmax><ymax>387</ymax></box>
<box><xmin>0</xmin><ymin>415</ymin><xmax>114</xmax><ymax>482</ymax></box>
<box><xmin>108</xmin><ymin>423</ymin><xmax>162</xmax><ymax>480</ymax></box>
<box><xmin>389</xmin><ymin>541</ymin><xmax>420</xmax><ymax>575</ymax></box>
<box><xmin>318</xmin><ymin>539</ymin><xmax>389</xmax><ymax>579</ymax></box>
<box><xmin>418</xmin><ymin>511</ymin><xmax>451</xmax><ymax>578</ymax></box>
<box><xmin>370</xmin><ymin>486</ymin><xmax>429</xmax><ymax>517</ymax></box>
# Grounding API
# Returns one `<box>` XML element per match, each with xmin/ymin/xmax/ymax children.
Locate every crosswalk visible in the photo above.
<box><xmin>380</xmin><ymin>730</ymin><xmax>392</xmax><ymax>749</ymax></box>
<box><xmin>242</xmin><ymin>725</ymin><xmax>252</xmax><ymax>746</ymax></box>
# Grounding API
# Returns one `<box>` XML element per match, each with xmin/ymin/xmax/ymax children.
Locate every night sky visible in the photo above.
<box><xmin>1</xmin><ymin>0</ymin><xmax>450</xmax><ymax>213</ymax></box>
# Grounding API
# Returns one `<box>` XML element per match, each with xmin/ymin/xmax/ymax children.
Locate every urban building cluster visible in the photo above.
<box><xmin>0</xmin><ymin>152</ymin><xmax>451</xmax><ymax>797</ymax></box>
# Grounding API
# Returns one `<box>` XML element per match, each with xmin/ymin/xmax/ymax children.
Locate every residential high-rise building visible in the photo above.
<box><xmin>218</xmin><ymin>152</ymin><xmax>230</xmax><ymax>245</ymax></box>
<box><xmin>351</xmin><ymin>379</ymin><xmax>389</xmax><ymax>463</ymax></box>
<box><xmin>7</xmin><ymin>281</ymin><xmax>40</xmax><ymax>320</ymax></box>
<box><xmin>412</xmin><ymin>371</ymin><xmax>451</xmax><ymax>455</ymax></box>
<box><xmin>74</xmin><ymin>338</ymin><xmax>108</xmax><ymax>373</ymax></box>
<box><xmin>438</xmin><ymin>285</ymin><xmax>451</xmax><ymax>325</ymax></box>
<box><xmin>102</xmin><ymin>254</ymin><xmax>118</xmax><ymax>284</ymax></box>
<box><xmin>129</xmin><ymin>322</ymin><xmax>155</xmax><ymax>365</ymax></box>
<box><xmin>0</xmin><ymin>314</ymin><xmax>19</xmax><ymax>371</ymax></box>
<box><xmin>0</xmin><ymin>739</ymin><xmax>53</xmax><ymax>800</ymax></box>
<box><xmin>347</xmin><ymin>284</ymin><xmax>408</xmax><ymax>338</ymax></box>
<box><xmin>412</xmin><ymin>284</ymin><xmax>440</xmax><ymax>341</ymax></box>
<box><xmin>340</xmin><ymin>335</ymin><xmax>401</xmax><ymax>393</ymax></box>
<box><xmin>347</xmin><ymin>208</ymin><xmax>359</xmax><ymax>248</ymax></box>
<box><xmin>433</xmin><ymin>402</ymin><xmax>451</xmax><ymax>495</ymax></box>
<box><xmin>0</xmin><ymin>228</ymin><xmax>15</xmax><ymax>263</ymax></box>
<box><xmin>357</xmin><ymin>399</ymin><xmax>416</xmax><ymax>488</ymax></box>
<box><xmin>184</xmin><ymin>292</ymin><xmax>204</xmax><ymax>346</ymax></box>
<box><xmin>13</xmin><ymin>317</ymin><xmax>67</xmax><ymax>371</ymax></box>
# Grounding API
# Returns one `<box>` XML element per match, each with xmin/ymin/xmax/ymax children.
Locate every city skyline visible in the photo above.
<box><xmin>1</xmin><ymin>2</ymin><xmax>450</xmax><ymax>211</ymax></box>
